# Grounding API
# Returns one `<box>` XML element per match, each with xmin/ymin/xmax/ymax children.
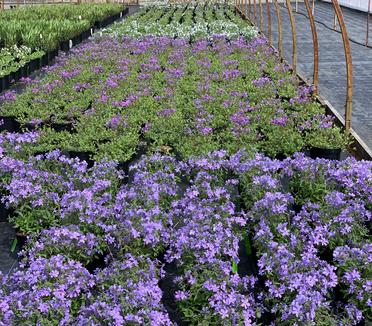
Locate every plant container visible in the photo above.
<box><xmin>72</xmin><ymin>35</ymin><xmax>82</xmax><ymax>47</ymax></box>
<box><xmin>67</xmin><ymin>150</ymin><xmax>94</xmax><ymax>168</ymax></box>
<box><xmin>309</xmin><ymin>147</ymin><xmax>341</xmax><ymax>160</ymax></box>
<box><xmin>40</xmin><ymin>53</ymin><xmax>49</xmax><ymax>67</ymax></box>
<box><xmin>60</xmin><ymin>40</ymin><xmax>70</xmax><ymax>52</ymax></box>
<box><xmin>0</xmin><ymin>116</ymin><xmax>21</xmax><ymax>133</ymax></box>
<box><xmin>51</xmin><ymin>122</ymin><xmax>74</xmax><ymax>133</ymax></box>
<box><xmin>0</xmin><ymin>201</ymin><xmax>10</xmax><ymax>223</ymax></box>
<box><xmin>20</xmin><ymin>64</ymin><xmax>29</xmax><ymax>78</ymax></box>
<box><xmin>33</xmin><ymin>151</ymin><xmax>48</xmax><ymax>157</ymax></box>
<box><xmin>117</xmin><ymin>161</ymin><xmax>130</xmax><ymax>184</ymax></box>
<box><xmin>122</xmin><ymin>7</ymin><xmax>129</xmax><ymax>16</ymax></box>
<box><xmin>86</xmin><ymin>254</ymin><xmax>107</xmax><ymax>273</ymax></box>
<box><xmin>23</xmin><ymin>121</ymin><xmax>44</xmax><ymax>131</ymax></box>
<box><xmin>81</xmin><ymin>30</ymin><xmax>91</xmax><ymax>41</ymax></box>
<box><xmin>15</xmin><ymin>232</ymin><xmax>27</xmax><ymax>248</ymax></box>
<box><xmin>1</xmin><ymin>74</ymin><xmax>10</xmax><ymax>91</ymax></box>
<box><xmin>16</xmin><ymin>68</ymin><xmax>23</xmax><ymax>81</ymax></box>
<box><xmin>29</xmin><ymin>58</ymin><xmax>40</xmax><ymax>73</ymax></box>
<box><xmin>48</xmin><ymin>49</ymin><xmax>58</xmax><ymax>63</ymax></box>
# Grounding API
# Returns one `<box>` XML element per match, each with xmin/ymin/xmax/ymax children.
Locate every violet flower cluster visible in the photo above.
<box><xmin>0</xmin><ymin>149</ymin><xmax>370</xmax><ymax>325</ymax></box>
<box><xmin>0</xmin><ymin>34</ymin><xmax>346</xmax><ymax>162</ymax></box>
<box><xmin>77</xmin><ymin>254</ymin><xmax>173</xmax><ymax>326</ymax></box>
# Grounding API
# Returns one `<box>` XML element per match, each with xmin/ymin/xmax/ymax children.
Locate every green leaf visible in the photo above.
<box><xmin>10</xmin><ymin>238</ymin><xmax>17</xmax><ymax>253</ymax></box>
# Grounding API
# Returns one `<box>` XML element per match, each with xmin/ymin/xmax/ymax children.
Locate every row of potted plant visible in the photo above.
<box><xmin>0</xmin><ymin>4</ymin><xmax>367</xmax><ymax>324</ymax></box>
<box><xmin>0</xmin><ymin>45</ymin><xmax>45</xmax><ymax>92</ymax></box>
<box><xmin>0</xmin><ymin>4</ymin><xmax>128</xmax><ymax>93</ymax></box>
<box><xmin>0</xmin><ymin>149</ymin><xmax>370</xmax><ymax>324</ymax></box>
<box><xmin>237</xmin><ymin>152</ymin><xmax>371</xmax><ymax>324</ymax></box>
<box><xmin>0</xmin><ymin>4</ymin><xmax>126</xmax><ymax>50</ymax></box>
<box><xmin>0</xmin><ymin>33</ymin><xmax>348</xmax><ymax>165</ymax></box>
<box><xmin>103</xmin><ymin>4</ymin><xmax>258</xmax><ymax>40</ymax></box>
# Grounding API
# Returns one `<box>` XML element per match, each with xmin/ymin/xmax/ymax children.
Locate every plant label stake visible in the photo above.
<box><xmin>244</xmin><ymin>236</ymin><xmax>252</xmax><ymax>256</ymax></box>
<box><xmin>10</xmin><ymin>238</ymin><xmax>17</xmax><ymax>253</ymax></box>
<box><xmin>232</xmin><ymin>260</ymin><xmax>238</xmax><ymax>274</ymax></box>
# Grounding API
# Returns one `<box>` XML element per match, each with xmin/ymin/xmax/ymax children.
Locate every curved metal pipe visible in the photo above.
<box><xmin>304</xmin><ymin>0</ymin><xmax>319</xmax><ymax>95</ymax></box>
<box><xmin>273</xmin><ymin>0</ymin><xmax>283</xmax><ymax>56</ymax></box>
<box><xmin>331</xmin><ymin>0</ymin><xmax>353</xmax><ymax>131</ymax></box>
<box><xmin>253</xmin><ymin>0</ymin><xmax>257</xmax><ymax>25</ymax></box>
<box><xmin>259</xmin><ymin>0</ymin><xmax>264</xmax><ymax>31</ymax></box>
<box><xmin>366</xmin><ymin>0</ymin><xmax>371</xmax><ymax>46</ymax></box>
<box><xmin>266</xmin><ymin>0</ymin><xmax>272</xmax><ymax>45</ymax></box>
<box><xmin>285</xmin><ymin>0</ymin><xmax>297</xmax><ymax>73</ymax></box>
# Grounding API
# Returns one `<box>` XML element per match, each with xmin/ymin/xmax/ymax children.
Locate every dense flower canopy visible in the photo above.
<box><xmin>0</xmin><ymin>3</ymin><xmax>370</xmax><ymax>326</ymax></box>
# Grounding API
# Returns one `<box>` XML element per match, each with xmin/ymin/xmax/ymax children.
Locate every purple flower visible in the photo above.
<box><xmin>252</xmin><ymin>76</ymin><xmax>271</xmax><ymax>87</ymax></box>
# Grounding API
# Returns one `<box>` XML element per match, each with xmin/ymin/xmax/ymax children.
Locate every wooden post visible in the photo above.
<box><xmin>286</xmin><ymin>0</ymin><xmax>297</xmax><ymax>73</ymax></box>
<box><xmin>304</xmin><ymin>0</ymin><xmax>319</xmax><ymax>95</ymax></box>
<box><xmin>259</xmin><ymin>0</ymin><xmax>264</xmax><ymax>31</ymax></box>
<box><xmin>253</xmin><ymin>0</ymin><xmax>257</xmax><ymax>24</ymax></box>
<box><xmin>273</xmin><ymin>0</ymin><xmax>283</xmax><ymax>56</ymax></box>
<box><xmin>266</xmin><ymin>0</ymin><xmax>272</xmax><ymax>45</ymax></box>
<box><xmin>331</xmin><ymin>0</ymin><xmax>353</xmax><ymax>132</ymax></box>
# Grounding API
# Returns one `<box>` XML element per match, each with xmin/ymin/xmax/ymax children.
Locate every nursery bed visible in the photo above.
<box><xmin>0</xmin><ymin>4</ymin><xmax>129</xmax><ymax>94</ymax></box>
<box><xmin>0</xmin><ymin>4</ymin><xmax>370</xmax><ymax>326</ymax></box>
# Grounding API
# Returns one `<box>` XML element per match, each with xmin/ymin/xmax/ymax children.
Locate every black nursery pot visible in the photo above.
<box><xmin>20</xmin><ymin>64</ymin><xmax>29</xmax><ymax>78</ymax></box>
<box><xmin>23</xmin><ymin>121</ymin><xmax>44</xmax><ymax>131</ymax></box>
<box><xmin>51</xmin><ymin>122</ymin><xmax>74</xmax><ymax>133</ymax></box>
<box><xmin>117</xmin><ymin>161</ymin><xmax>130</xmax><ymax>184</ymax></box>
<box><xmin>40</xmin><ymin>53</ymin><xmax>49</xmax><ymax>67</ymax></box>
<box><xmin>94</xmin><ymin>21</ymin><xmax>101</xmax><ymax>30</ymax></box>
<box><xmin>15</xmin><ymin>232</ymin><xmax>28</xmax><ymax>249</ymax></box>
<box><xmin>72</xmin><ymin>35</ymin><xmax>82</xmax><ymax>47</ymax></box>
<box><xmin>8</xmin><ymin>72</ymin><xmax>15</xmax><ymax>84</ymax></box>
<box><xmin>86</xmin><ymin>254</ymin><xmax>107</xmax><ymax>273</ymax></box>
<box><xmin>101</xmin><ymin>18</ymin><xmax>108</xmax><ymax>28</ymax></box>
<box><xmin>117</xmin><ymin>161</ymin><xmax>130</xmax><ymax>175</ymax></box>
<box><xmin>310</xmin><ymin>147</ymin><xmax>341</xmax><ymax>160</ymax></box>
<box><xmin>0</xmin><ymin>116</ymin><xmax>21</xmax><ymax>133</ymax></box>
<box><xmin>122</xmin><ymin>7</ymin><xmax>129</xmax><ymax>16</ymax></box>
<box><xmin>67</xmin><ymin>151</ymin><xmax>94</xmax><ymax>168</ymax></box>
<box><xmin>0</xmin><ymin>201</ymin><xmax>11</xmax><ymax>223</ymax></box>
<box><xmin>1</xmin><ymin>74</ymin><xmax>10</xmax><ymax>91</ymax></box>
<box><xmin>274</xmin><ymin>153</ymin><xmax>288</xmax><ymax>161</ymax></box>
<box><xmin>33</xmin><ymin>151</ymin><xmax>49</xmax><ymax>157</ymax></box>
<box><xmin>60</xmin><ymin>40</ymin><xmax>70</xmax><ymax>52</ymax></box>
<box><xmin>48</xmin><ymin>49</ymin><xmax>58</xmax><ymax>63</ymax></box>
<box><xmin>15</xmin><ymin>68</ymin><xmax>23</xmax><ymax>82</ymax></box>
<box><xmin>29</xmin><ymin>58</ymin><xmax>41</xmax><ymax>73</ymax></box>
<box><xmin>81</xmin><ymin>30</ymin><xmax>91</xmax><ymax>41</ymax></box>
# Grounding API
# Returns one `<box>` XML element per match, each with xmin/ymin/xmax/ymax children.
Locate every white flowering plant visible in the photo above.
<box><xmin>102</xmin><ymin>4</ymin><xmax>257</xmax><ymax>41</ymax></box>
